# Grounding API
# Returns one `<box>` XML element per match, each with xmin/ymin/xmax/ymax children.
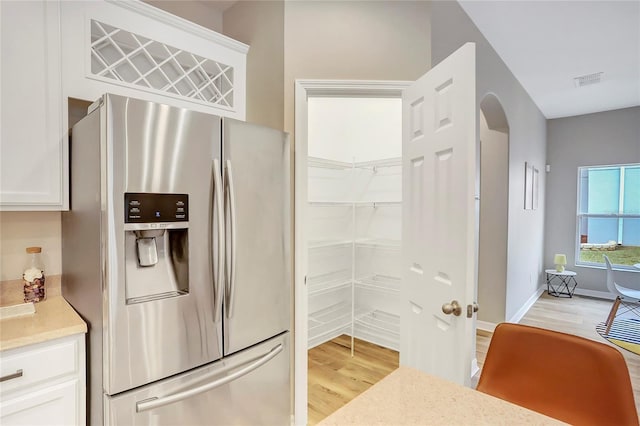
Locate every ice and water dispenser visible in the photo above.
<box><xmin>123</xmin><ymin>193</ymin><xmax>190</xmax><ymax>303</ymax></box>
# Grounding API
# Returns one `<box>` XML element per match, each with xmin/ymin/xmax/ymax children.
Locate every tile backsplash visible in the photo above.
<box><xmin>0</xmin><ymin>275</ymin><xmax>61</xmax><ymax>307</ymax></box>
<box><xmin>0</xmin><ymin>212</ymin><xmax>62</xmax><ymax>281</ymax></box>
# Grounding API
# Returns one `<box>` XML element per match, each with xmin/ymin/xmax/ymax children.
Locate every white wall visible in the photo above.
<box><xmin>545</xmin><ymin>106</ymin><xmax>640</xmax><ymax>292</ymax></box>
<box><xmin>308</xmin><ymin>97</ymin><xmax>401</xmax><ymax>163</ymax></box>
<box><xmin>431</xmin><ymin>2</ymin><xmax>547</xmax><ymax>321</ymax></box>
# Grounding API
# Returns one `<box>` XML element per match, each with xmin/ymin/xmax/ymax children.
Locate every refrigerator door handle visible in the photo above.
<box><xmin>224</xmin><ymin>160</ymin><xmax>237</xmax><ymax>318</ymax></box>
<box><xmin>135</xmin><ymin>343</ymin><xmax>284</xmax><ymax>413</ymax></box>
<box><xmin>212</xmin><ymin>159</ymin><xmax>225</xmax><ymax>323</ymax></box>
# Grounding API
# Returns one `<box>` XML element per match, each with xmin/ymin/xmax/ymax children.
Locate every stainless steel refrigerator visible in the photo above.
<box><xmin>62</xmin><ymin>94</ymin><xmax>291</xmax><ymax>425</ymax></box>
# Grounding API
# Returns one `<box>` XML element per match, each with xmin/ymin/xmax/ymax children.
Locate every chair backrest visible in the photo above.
<box><xmin>603</xmin><ymin>255</ymin><xmax>620</xmax><ymax>296</ymax></box>
<box><xmin>477</xmin><ymin>323</ymin><xmax>638</xmax><ymax>426</ymax></box>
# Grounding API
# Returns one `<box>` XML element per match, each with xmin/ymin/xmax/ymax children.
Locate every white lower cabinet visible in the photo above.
<box><xmin>0</xmin><ymin>334</ymin><xmax>85</xmax><ymax>426</ymax></box>
<box><xmin>1</xmin><ymin>380</ymin><xmax>78</xmax><ymax>425</ymax></box>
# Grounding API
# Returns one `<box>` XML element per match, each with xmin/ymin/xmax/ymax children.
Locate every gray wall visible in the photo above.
<box><xmin>283</xmin><ymin>1</ymin><xmax>431</xmax><ymax>137</ymax></box>
<box><xmin>545</xmin><ymin>106</ymin><xmax>640</xmax><ymax>293</ymax></box>
<box><xmin>143</xmin><ymin>1</ymin><xmax>223</xmax><ymax>32</ymax></box>
<box><xmin>431</xmin><ymin>1</ymin><xmax>547</xmax><ymax>322</ymax></box>
<box><xmin>223</xmin><ymin>1</ymin><xmax>285</xmax><ymax>131</ymax></box>
<box><xmin>223</xmin><ymin>0</ymin><xmax>431</xmax><ymax>147</ymax></box>
<box><xmin>478</xmin><ymin>112</ymin><xmax>509</xmax><ymax>324</ymax></box>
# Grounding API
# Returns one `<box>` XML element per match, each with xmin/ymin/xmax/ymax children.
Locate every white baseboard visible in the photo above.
<box><xmin>478</xmin><ymin>286</ymin><xmax>544</xmax><ymax>330</ymax></box>
<box><xmin>477</xmin><ymin>287</ymin><xmax>615</xmax><ymax>337</ymax></box>
<box><xmin>476</xmin><ymin>320</ymin><xmax>497</xmax><ymax>333</ymax></box>
<box><xmin>471</xmin><ymin>357</ymin><xmax>479</xmax><ymax>378</ymax></box>
<box><xmin>509</xmin><ymin>286</ymin><xmax>545</xmax><ymax>324</ymax></box>
<box><xmin>572</xmin><ymin>288</ymin><xmax>616</xmax><ymax>300</ymax></box>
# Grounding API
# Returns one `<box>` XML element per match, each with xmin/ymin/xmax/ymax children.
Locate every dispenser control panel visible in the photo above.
<box><xmin>125</xmin><ymin>193</ymin><xmax>189</xmax><ymax>223</ymax></box>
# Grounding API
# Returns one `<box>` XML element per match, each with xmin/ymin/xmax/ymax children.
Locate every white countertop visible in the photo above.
<box><xmin>0</xmin><ymin>296</ymin><xmax>86</xmax><ymax>352</ymax></box>
<box><xmin>0</xmin><ymin>276</ymin><xmax>86</xmax><ymax>352</ymax></box>
<box><xmin>318</xmin><ymin>367</ymin><xmax>565</xmax><ymax>425</ymax></box>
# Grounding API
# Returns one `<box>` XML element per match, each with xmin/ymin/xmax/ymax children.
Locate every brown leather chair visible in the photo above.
<box><xmin>477</xmin><ymin>323</ymin><xmax>638</xmax><ymax>425</ymax></box>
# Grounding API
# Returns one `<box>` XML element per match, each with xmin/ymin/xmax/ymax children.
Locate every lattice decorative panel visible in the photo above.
<box><xmin>90</xmin><ymin>20</ymin><xmax>234</xmax><ymax>108</ymax></box>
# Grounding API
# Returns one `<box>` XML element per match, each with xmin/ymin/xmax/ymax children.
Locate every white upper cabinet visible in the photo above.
<box><xmin>60</xmin><ymin>1</ymin><xmax>248</xmax><ymax>120</ymax></box>
<box><xmin>1</xmin><ymin>0</ymin><xmax>248</xmax><ymax>211</ymax></box>
<box><xmin>0</xmin><ymin>1</ymin><xmax>66</xmax><ymax>210</ymax></box>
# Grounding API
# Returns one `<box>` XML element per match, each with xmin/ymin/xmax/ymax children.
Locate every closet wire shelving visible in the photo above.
<box><xmin>308</xmin><ymin>301</ymin><xmax>352</xmax><ymax>349</ymax></box>
<box><xmin>354</xmin><ymin>274</ymin><xmax>401</xmax><ymax>293</ymax></box>
<box><xmin>354</xmin><ymin>309</ymin><xmax>400</xmax><ymax>351</ymax></box>
<box><xmin>307</xmin><ymin>156</ymin><xmax>402</xmax><ymax>354</ymax></box>
<box><xmin>307</xmin><ymin>157</ymin><xmax>402</xmax><ymax>251</ymax></box>
<box><xmin>307</xmin><ymin>269</ymin><xmax>352</xmax><ymax>296</ymax></box>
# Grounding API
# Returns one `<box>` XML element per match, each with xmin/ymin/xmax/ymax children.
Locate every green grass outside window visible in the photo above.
<box><xmin>579</xmin><ymin>245</ymin><xmax>640</xmax><ymax>266</ymax></box>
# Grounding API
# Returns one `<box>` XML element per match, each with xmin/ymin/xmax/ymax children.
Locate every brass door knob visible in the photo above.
<box><xmin>442</xmin><ymin>300</ymin><xmax>462</xmax><ymax>316</ymax></box>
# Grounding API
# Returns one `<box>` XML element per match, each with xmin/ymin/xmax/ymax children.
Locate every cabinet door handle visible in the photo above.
<box><xmin>0</xmin><ymin>369</ymin><xmax>23</xmax><ymax>382</ymax></box>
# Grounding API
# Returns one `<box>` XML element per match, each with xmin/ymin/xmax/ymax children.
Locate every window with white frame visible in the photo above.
<box><xmin>577</xmin><ymin>164</ymin><xmax>640</xmax><ymax>269</ymax></box>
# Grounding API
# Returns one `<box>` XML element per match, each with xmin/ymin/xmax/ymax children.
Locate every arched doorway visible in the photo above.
<box><xmin>477</xmin><ymin>94</ymin><xmax>510</xmax><ymax>327</ymax></box>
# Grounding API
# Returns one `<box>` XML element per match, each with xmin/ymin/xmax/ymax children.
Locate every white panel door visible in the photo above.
<box><xmin>400</xmin><ymin>43</ymin><xmax>477</xmax><ymax>385</ymax></box>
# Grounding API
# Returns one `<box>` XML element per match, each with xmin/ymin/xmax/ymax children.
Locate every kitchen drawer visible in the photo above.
<box><xmin>0</xmin><ymin>379</ymin><xmax>78</xmax><ymax>425</ymax></box>
<box><xmin>0</xmin><ymin>336</ymin><xmax>79</xmax><ymax>395</ymax></box>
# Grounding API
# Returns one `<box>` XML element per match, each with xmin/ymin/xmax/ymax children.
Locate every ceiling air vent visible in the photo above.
<box><xmin>574</xmin><ymin>72</ymin><xmax>604</xmax><ymax>88</ymax></box>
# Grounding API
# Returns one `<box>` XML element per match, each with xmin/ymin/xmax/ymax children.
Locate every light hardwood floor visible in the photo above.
<box><xmin>307</xmin><ymin>335</ymin><xmax>399</xmax><ymax>425</ymax></box>
<box><xmin>308</xmin><ymin>293</ymin><xmax>640</xmax><ymax>424</ymax></box>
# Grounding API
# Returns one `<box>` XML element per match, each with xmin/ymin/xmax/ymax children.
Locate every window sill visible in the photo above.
<box><xmin>575</xmin><ymin>263</ymin><xmax>640</xmax><ymax>273</ymax></box>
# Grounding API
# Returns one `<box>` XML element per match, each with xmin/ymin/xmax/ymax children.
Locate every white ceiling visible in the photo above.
<box><xmin>459</xmin><ymin>0</ymin><xmax>640</xmax><ymax>119</ymax></box>
<box><xmin>203</xmin><ymin>0</ymin><xmax>639</xmax><ymax>119</ymax></box>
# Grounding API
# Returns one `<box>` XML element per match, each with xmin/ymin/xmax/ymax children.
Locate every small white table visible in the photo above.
<box><xmin>545</xmin><ymin>269</ymin><xmax>578</xmax><ymax>298</ymax></box>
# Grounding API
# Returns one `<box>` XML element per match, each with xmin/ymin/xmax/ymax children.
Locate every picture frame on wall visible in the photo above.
<box><xmin>524</xmin><ymin>162</ymin><xmax>539</xmax><ymax>210</ymax></box>
<box><xmin>532</xmin><ymin>166</ymin><xmax>539</xmax><ymax>210</ymax></box>
<box><xmin>524</xmin><ymin>162</ymin><xmax>534</xmax><ymax>210</ymax></box>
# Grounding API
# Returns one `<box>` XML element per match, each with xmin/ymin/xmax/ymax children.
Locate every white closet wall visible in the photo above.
<box><xmin>307</xmin><ymin>97</ymin><xmax>402</xmax><ymax>351</ymax></box>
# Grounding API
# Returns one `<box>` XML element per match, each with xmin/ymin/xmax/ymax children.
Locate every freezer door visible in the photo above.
<box><xmin>105</xmin><ymin>332</ymin><xmax>290</xmax><ymax>425</ymax></box>
<box><xmin>222</xmin><ymin>119</ymin><xmax>291</xmax><ymax>355</ymax></box>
